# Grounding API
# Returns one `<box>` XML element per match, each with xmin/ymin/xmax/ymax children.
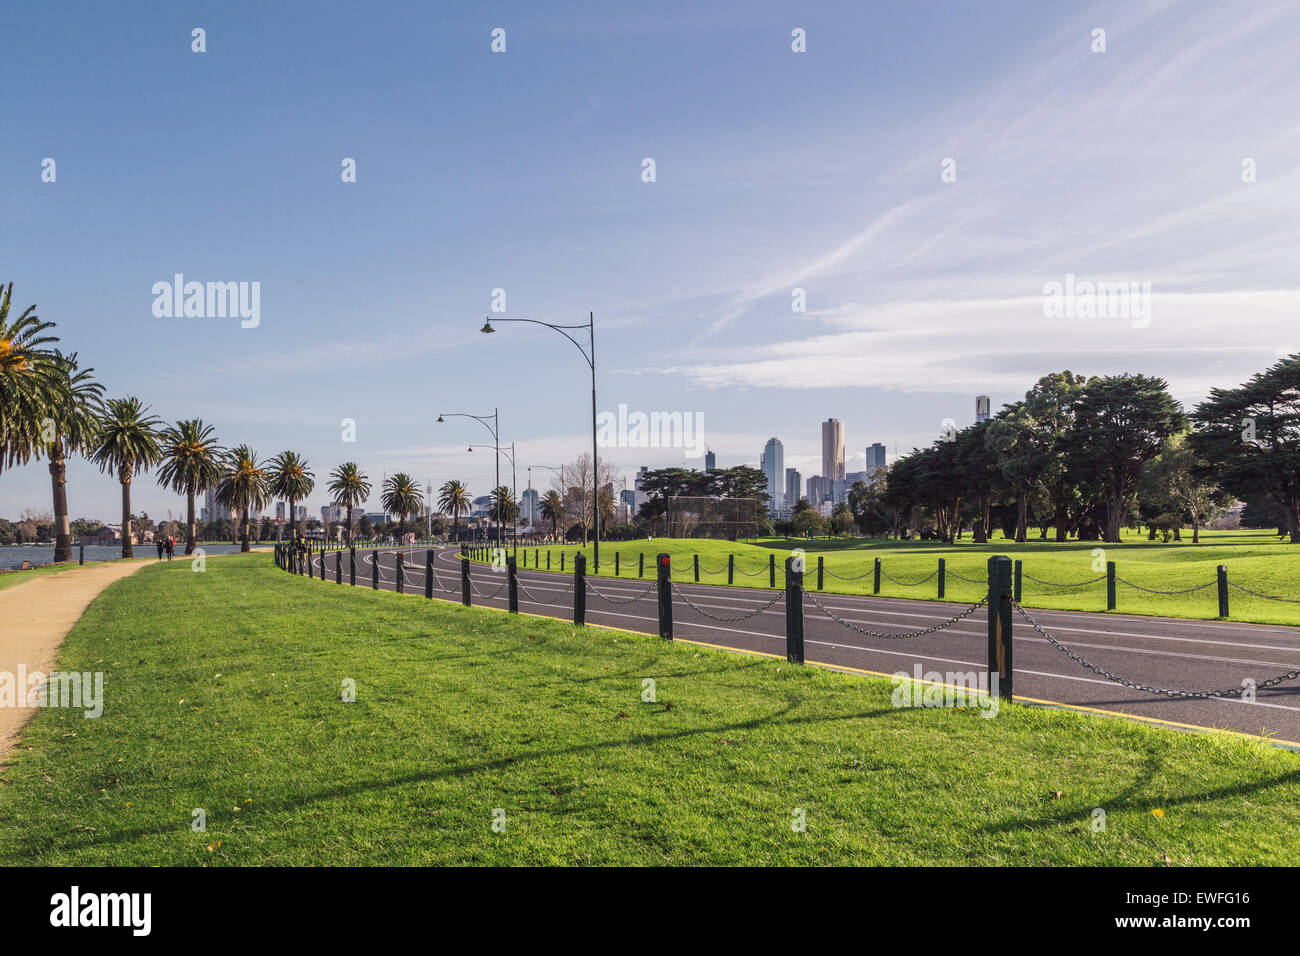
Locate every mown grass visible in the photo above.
<box><xmin>0</xmin><ymin>552</ymin><xmax>1297</xmax><ymax>865</ymax></box>
<box><xmin>498</xmin><ymin>529</ymin><xmax>1300</xmax><ymax>626</ymax></box>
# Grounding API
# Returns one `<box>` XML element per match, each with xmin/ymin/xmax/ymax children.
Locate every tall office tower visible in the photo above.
<box><xmin>203</xmin><ymin>487</ymin><xmax>232</xmax><ymax>522</ymax></box>
<box><xmin>761</xmin><ymin>438</ymin><xmax>784</xmax><ymax>513</ymax></box>
<box><xmin>822</xmin><ymin>418</ymin><xmax>845</xmax><ymax>481</ymax></box>
<box><xmin>704</xmin><ymin>449</ymin><xmax>716</xmax><ymax>471</ymax></box>
<box><xmin>866</xmin><ymin>443</ymin><xmax>887</xmax><ymax>472</ymax></box>
<box><xmin>785</xmin><ymin>467</ymin><xmax>802</xmax><ymax>510</ymax></box>
<box><xmin>634</xmin><ymin>465</ymin><xmax>649</xmax><ymax>491</ymax></box>
<box><xmin>976</xmin><ymin>395</ymin><xmax>991</xmax><ymax>422</ymax></box>
<box><xmin>521</xmin><ymin>488</ymin><xmax>539</xmax><ymax>523</ymax></box>
<box><xmin>806</xmin><ymin>475</ymin><xmax>831</xmax><ymax>506</ymax></box>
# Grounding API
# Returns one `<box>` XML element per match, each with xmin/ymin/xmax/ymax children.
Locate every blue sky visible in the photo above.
<box><xmin>3</xmin><ymin>0</ymin><xmax>1298</xmax><ymax>521</ymax></box>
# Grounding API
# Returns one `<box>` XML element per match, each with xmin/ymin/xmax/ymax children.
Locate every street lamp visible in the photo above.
<box><xmin>438</xmin><ymin>409</ymin><xmax>501</xmax><ymax>549</ymax></box>
<box><xmin>470</xmin><ymin>442</ymin><xmax>516</xmax><ymax>552</ymax></box>
<box><xmin>481</xmin><ymin>313</ymin><xmax>601</xmax><ymax>569</ymax></box>
<box><xmin>527</xmin><ymin>464</ymin><xmax>565</xmax><ymax>541</ymax></box>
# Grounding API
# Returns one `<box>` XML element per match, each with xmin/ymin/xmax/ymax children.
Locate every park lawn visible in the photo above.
<box><xmin>496</xmin><ymin>529</ymin><xmax>1300</xmax><ymax>626</ymax></box>
<box><xmin>0</xmin><ymin>552</ymin><xmax>1298</xmax><ymax>865</ymax></box>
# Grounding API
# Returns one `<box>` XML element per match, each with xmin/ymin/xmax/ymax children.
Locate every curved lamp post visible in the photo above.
<box><xmin>437</xmin><ymin>409</ymin><xmax>501</xmax><ymax>549</ymax></box>
<box><xmin>482</xmin><ymin>313</ymin><xmax>601</xmax><ymax>569</ymax></box>
<box><xmin>470</xmin><ymin>442</ymin><xmax>516</xmax><ymax>552</ymax></box>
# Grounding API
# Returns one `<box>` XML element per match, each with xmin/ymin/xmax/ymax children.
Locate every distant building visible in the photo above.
<box><xmin>806</xmin><ymin>475</ymin><xmax>832</xmax><ymax>507</ymax></box>
<box><xmin>976</xmin><ymin>395</ymin><xmax>991</xmax><ymax>422</ymax></box>
<box><xmin>866</xmin><ymin>443</ymin><xmax>887</xmax><ymax>471</ymax></box>
<box><xmin>634</xmin><ymin>466</ymin><xmax>649</xmax><ymax>491</ymax></box>
<box><xmin>521</xmin><ymin>488</ymin><xmax>540</xmax><ymax>523</ymax></box>
<box><xmin>822</xmin><ymin>419</ymin><xmax>845</xmax><ymax>481</ymax></box>
<box><xmin>704</xmin><ymin>449</ymin><xmax>716</xmax><ymax>471</ymax></box>
<box><xmin>203</xmin><ymin>488</ymin><xmax>231</xmax><ymax>523</ymax></box>
<box><xmin>321</xmin><ymin>504</ymin><xmax>347</xmax><ymax>524</ymax></box>
<box><xmin>785</xmin><ymin>467</ymin><xmax>802</xmax><ymax>510</ymax></box>
<box><xmin>761</xmin><ymin>438</ymin><xmax>784</xmax><ymax>514</ymax></box>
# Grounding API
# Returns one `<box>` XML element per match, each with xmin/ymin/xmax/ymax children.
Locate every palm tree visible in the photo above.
<box><xmin>157</xmin><ymin>419</ymin><xmax>224</xmax><ymax>554</ymax></box>
<box><xmin>91</xmin><ymin>397</ymin><xmax>163</xmax><ymax>558</ymax></box>
<box><xmin>490</xmin><ymin>485</ymin><xmax>518</xmax><ymax>528</ymax></box>
<box><xmin>327</xmin><ymin>462</ymin><xmax>371</xmax><ymax>547</ymax></box>
<box><xmin>380</xmin><ymin>472</ymin><xmax>423</xmax><ymax>538</ymax></box>
<box><xmin>0</xmin><ymin>282</ymin><xmax>62</xmax><ymax>475</ymax></box>
<box><xmin>215</xmin><ymin>445</ymin><xmax>270</xmax><ymax>552</ymax></box>
<box><xmin>45</xmin><ymin>352</ymin><xmax>104</xmax><ymax>562</ymax></box>
<box><xmin>437</xmin><ymin>479</ymin><xmax>471</xmax><ymax>542</ymax></box>
<box><xmin>269</xmin><ymin>451</ymin><xmax>314</xmax><ymax>541</ymax></box>
<box><xmin>540</xmin><ymin>490</ymin><xmax>564</xmax><ymax>540</ymax></box>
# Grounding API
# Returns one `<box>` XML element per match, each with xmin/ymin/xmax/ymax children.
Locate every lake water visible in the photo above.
<box><xmin>0</xmin><ymin>542</ymin><xmax>264</xmax><ymax>570</ymax></box>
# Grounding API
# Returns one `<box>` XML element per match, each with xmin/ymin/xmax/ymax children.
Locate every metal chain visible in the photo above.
<box><xmin>1115</xmin><ymin>577</ymin><xmax>1215</xmax><ymax>596</ymax></box>
<box><xmin>802</xmin><ymin>588</ymin><xmax>986</xmax><ymax>639</ymax></box>
<box><xmin>587</xmin><ymin>579</ymin><xmax>657</xmax><ymax>605</ymax></box>
<box><xmin>823</xmin><ymin>566</ymin><xmax>874</xmax><ymax>581</ymax></box>
<box><xmin>1012</xmin><ymin>601</ymin><xmax>1300</xmax><ymax>698</ymax></box>
<box><xmin>1226</xmin><ymin>580</ymin><xmax>1300</xmax><ymax>604</ymax></box>
<box><xmin>470</xmin><ymin>574</ymin><xmax>509</xmax><ymax>600</ymax></box>
<box><xmin>670</xmin><ymin>581</ymin><xmax>784</xmax><ymax>621</ymax></box>
<box><xmin>517</xmin><ymin>579</ymin><xmax>575</xmax><ymax>605</ymax></box>
<box><xmin>879</xmin><ymin>567</ymin><xmax>939</xmax><ymax>587</ymax></box>
<box><xmin>945</xmin><ymin>569</ymin><xmax>986</xmax><ymax>584</ymax></box>
<box><xmin>1021</xmin><ymin>572</ymin><xmax>1107</xmax><ymax>588</ymax></box>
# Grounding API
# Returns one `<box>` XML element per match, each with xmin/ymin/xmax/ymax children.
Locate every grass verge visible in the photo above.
<box><xmin>1</xmin><ymin>552</ymin><xmax>1297</xmax><ymax>865</ymax></box>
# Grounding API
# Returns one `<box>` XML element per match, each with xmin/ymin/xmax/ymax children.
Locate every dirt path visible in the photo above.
<box><xmin>0</xmin><ymin>560</ymin><xmax>149</xmax><ymax>760</ymax></box>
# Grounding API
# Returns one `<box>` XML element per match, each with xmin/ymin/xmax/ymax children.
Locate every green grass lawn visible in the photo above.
<box><xmin>494</xmin><ymin>529</ymin><xmax>1300</xmax><ymax>626</ymax></box>
<box><xmin>1</xmin><ymin>552</ymin><xmax>1298</xmax><ymax>865</ymax></box>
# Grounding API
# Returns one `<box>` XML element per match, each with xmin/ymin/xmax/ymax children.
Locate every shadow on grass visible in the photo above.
<box><xmin>0</xmin><ymin>701</ymin><xmax>903</xmax><ymax>859</ymax></box>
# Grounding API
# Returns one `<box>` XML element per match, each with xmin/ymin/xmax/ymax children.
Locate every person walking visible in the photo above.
<box><xmin>155</xmin><ymin>536</ymin><xmax>165</xmax><ymax>561</ymax></box>
<box><xmin>165</xmin><ymin>536</ymin><xmax>175</xmax><ymax>561</ymax></box>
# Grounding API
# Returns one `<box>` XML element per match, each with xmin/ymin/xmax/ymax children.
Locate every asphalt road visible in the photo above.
<box><xmin>306</xmin><ymin>546</ymin><xmax>1300</xmax><ymax>744</ymax></box>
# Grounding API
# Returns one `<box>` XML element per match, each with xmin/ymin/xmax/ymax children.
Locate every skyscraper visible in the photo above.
<box><xmin>866</xmin><ymin>442</ymin><xmax>886</xmax><ymax>472</ymax></box>
<box><xmin>822</xmin><ymin>418</ymin><xmax>845</xmax><ymax>481</ymax></box>
<box><xmin>785</xmin><ymin>467</ymin><xmax>801</xmax><ymax>510</ymax></box>
<box><xmin>761</xmin><ymin>438</ymin><xmax>784</xmax><ymax>513</ymax></box>
<box><xmin>704</xmin><ymin>449</ymin><xmax>716</xmax><ymax>471</ymax></box>
<box><xmin>976</xmin><ymin>395</ymin><xmax>991</xmax><ymax>422</ymax></box>
<box><xmin>204</xmin><ymin>487</ymin><xmax>232</xmax><ymax>522</ymax></box>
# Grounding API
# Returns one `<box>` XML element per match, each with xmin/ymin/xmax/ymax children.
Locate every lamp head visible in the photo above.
<box><xmin>480</xmin><ymin>317</ymin><xmax>495</xmax><ymax>334</ymax></box>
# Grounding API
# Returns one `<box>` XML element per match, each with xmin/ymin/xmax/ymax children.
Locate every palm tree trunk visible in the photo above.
<box><xmin>185</xmin><ymin>489</ymin><xmax>197</xmax><ymax>554</ymax></box>
<box><xmin>241</xmin><ymin>509</ymin><xmax>251</xmax><ymax>552</ymax></box>
<box><xmin>346</xmin><ymin>504</ymin><xmax>353</xmax><ymax>547</ymax></box>
<box><xmin>120</xmin><ymin>464</ymin><xmax>133</xmax><ymax>558</ymax></box>
<box><xmin>50</xmin><ymin>447</ymin><xmax>72</xmax><ymax>563</ymax></box>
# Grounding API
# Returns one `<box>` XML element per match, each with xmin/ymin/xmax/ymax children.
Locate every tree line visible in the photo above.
<box><xmin>852</xmin><ymin>361</ymin><xmax>1300</xmax><ymax>544</ymax></box>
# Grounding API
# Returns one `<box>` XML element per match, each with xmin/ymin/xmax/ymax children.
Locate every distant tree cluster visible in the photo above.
<box><xmin>858</xmin><ymin>362</ymin><xmax>1300</xmax><ymax>544</ymax></box>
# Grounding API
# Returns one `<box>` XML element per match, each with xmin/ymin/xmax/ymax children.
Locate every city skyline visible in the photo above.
<box><xmin>5</xmin><ymin>1</ymin><xmax>1300</xmax><ymax>521</ymax></box>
